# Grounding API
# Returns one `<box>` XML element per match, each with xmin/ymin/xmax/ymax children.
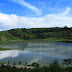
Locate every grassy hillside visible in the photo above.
<box><xmin>0</xmin><ymin>27</ymin><xmax>72</xmax><ymax>42</ymax></box>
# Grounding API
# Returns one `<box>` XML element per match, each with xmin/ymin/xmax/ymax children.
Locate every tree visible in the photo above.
<box><xmin>19</xmin><ymin>61</ymin><xmax>21</xmax><ymax>65</ymax></box>
<box><xmin>13</xmin><ymin>61</ymin><xmax>16</xmax><ymax>65</ymax></box>
<box><xmin>49</xmin><ymin>59</ymin><xmax>61</xmax><ymax>72</ymax></box>
<box><xmin>1</xmin><ymin>62</ymin><xmax>5</xmax><ymax>67</ymax></box>
<box><xmin>26</xmin><ymin>62</ymin><xmax>27</xmax><ymax>66</ymax></box>
<box><xmin>8</xmin><ymin>60</ymin><xmax>10</xmax><ymax>65</ymax></box>
<box><xmin>53</xmin><ymin>59</ymin><xmax>59</xmax><ymax>65</ymax></box>
<box><xmin>64</xmin><ymin>26</ymin><xmax>68</xmax><ymax>29</ymax></box>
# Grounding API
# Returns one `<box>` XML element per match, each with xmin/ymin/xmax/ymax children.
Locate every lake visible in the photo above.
<box><xmin>0</xmin><ymin>40</ymin><xmax>72</xmax><ymax>66</ymax></box>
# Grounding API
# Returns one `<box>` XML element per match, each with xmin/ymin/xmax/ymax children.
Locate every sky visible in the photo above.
<box><xmin>0</xmin><ymin>0</ymin><xmax>72</xmax><ymax>30</ymax></box>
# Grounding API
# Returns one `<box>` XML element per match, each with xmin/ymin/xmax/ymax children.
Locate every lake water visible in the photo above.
<box><xmin>0</xmin><ymin>40</ymin><xmax>72</xmax><ymax>66</ymax></box>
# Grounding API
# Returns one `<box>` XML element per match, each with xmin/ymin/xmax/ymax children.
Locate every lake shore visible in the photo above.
<box><xmin>0</xmin><ymin>38</ymin><xmax>72</xmax><ymax>43</ymax></box>
<box><xmin>0</xmin><ymin>47</ymin><xmax>11</xmax><ymax>50</ymax></box>
<box><xmin>0</xmin><ymin>38</ymin><xmax>72</xmax><ymax>50</ymax></box>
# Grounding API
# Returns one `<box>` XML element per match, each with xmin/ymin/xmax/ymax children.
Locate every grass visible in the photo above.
<box><xmin>0</xmin><ymin>62</ymin><xmax>2</xmax><ymax>65</ymax></box>
<box><xmin>0</xmin><ymin>62</ymin><xmax>5</xmax><ymax>65</ymax></box>
<box><xmin>0</xmin><ymin>38</ymin><xmax>71</xmax><ymax>44</ymax></box>
<box><xmin>8</xmin><ymin>38</ymin><xmax>71</xmax><ymax>42</ymax></box>
<box><xmin>0</xmin><ymin>47</ymin><xmax>11</xmax><ymax>50</ymax></box>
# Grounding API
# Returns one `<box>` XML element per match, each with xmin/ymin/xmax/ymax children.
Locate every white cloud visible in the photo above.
<box><xmin>11</xmin><ymin>0</ymin><xmax>42</xmax><ymax>15</ymax></box>
<box><xmin>0</xmin><ymin>7</ymin><xmax>72</xmax><ymax>31</ymax></box>
<box><xmin>61</xmin><ymin>7</ymin><xmax>71</xmax><ymax>15</ymax></box>
<box><xmin>0</xmin><ymin>13</ymin><xmax>19</xmax><ymax>30</ymax></box>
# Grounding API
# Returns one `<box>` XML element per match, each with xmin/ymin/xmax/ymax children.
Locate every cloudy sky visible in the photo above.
<box><xmin>0</xmin><ymin>0</ymin><xmax>72</xmax><ymax>30</ymax></box>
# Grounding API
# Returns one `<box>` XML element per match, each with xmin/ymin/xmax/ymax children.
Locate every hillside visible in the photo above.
<box><xmin>0</xmin><ymin>27</ymin><xmax>72</xmax><ymax>42</ymax></box>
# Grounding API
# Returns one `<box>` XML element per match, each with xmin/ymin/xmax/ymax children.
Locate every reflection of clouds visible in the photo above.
<box><xmin>24</xmin><ymin>47</ymin><xmax>55</xmax><ymax>52</ymax></box>
<box><xmin>0</xmin><ymin>48</ymin><xmax>72</xmax><ymax>61</ymax></box>
<box><xmin>0</xmin><ymin>50</ymin><xmax>20</xmax><ymax>59</ymax></box>
<box><xmin>28</xmin><ymin>57</ymin><xmax>42</xmax><ymax>64</ymax></box>
<box><xmin>44</xmin><ymin>51</ymin><xmax>71</xmax><ymax>59</ymax></box>
<box><xmin>24</xmin><ymin>47</ymin><xmax>72</xmax><ymax>59</ymax></box>
<box><xmin>0</xmin><ymin>50</ymin><xmax>31</xmax><ymax>60</ymax></box>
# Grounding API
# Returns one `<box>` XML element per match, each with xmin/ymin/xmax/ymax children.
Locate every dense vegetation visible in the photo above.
<box><xmin>0</xmin><ymin>27</ymin><xmax>72</xmax><ymax>42</ymax></box>
<box><xmin>0</xmin><ymin>59</ymin><xmax>72</xmax><ymax>72</ymax></box>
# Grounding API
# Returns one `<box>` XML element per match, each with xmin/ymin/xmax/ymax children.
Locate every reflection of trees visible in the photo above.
<box><xmin>13</xmin><ymin>61</ymin><xmax>16</xmax><ymax>65</ymax></box>
<box><xmin>53</xmin><ymin>59</ymin><xmax>59</xmax><ymax>65</ymax></box>
<box><xmin>8</xmin><ymin>60</ymin><xmax>10</xmax><ymax>64</ymax></box>
<box><xmin>49</xmin><ymin>59</ymin><xmax>60</xmax><ymax>72</ymax></box>
<box><xmin>19</xmin><ymin>61</ymin><xmax>21</xmax><ymax>65</ymax></box>
<box><xmin>32</xmin><ymin>62</ymin><xmax>39</xmax><ymax>68</ymax></box>
<box><xmin>63</xmin><ymin>58</ymin><xmax>72</xmax><ymax>66</ymax></box>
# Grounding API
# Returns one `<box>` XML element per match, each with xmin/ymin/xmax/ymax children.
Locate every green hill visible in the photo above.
<box><xmin>0</xmin><ymin>27</ymin><xmax>72</xmax><ymax>42</ymax></box>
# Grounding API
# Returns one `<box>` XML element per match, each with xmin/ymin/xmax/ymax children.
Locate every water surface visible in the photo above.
<box><xmin>0</xmin><ymin>41</ymin><xmax>72</xmax><ymax>66</ymax></box>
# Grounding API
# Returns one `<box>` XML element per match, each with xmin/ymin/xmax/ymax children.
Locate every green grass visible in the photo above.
<box><xmin>8</xmin><ymin>38</ymin><xmax>70</xmax><ymax>42</ymax></box>
<box><xmin>0</xmin><ymin>47</ymin><xmax>11</xmax><ymax>50</ymax></box>
<box><xmin>0</xmin><ymin>62</ymin><xmax>2</xmax><ymax>65</ymax></box>
<box><xmin>0</xmin><ymin>38</ymin><xmax>71</xmax><ymax>44</ymax></box>
<box><xmin>0</xmin><ymin>62</ymin><xmax>5</xmax><ymax>65</ymax></box>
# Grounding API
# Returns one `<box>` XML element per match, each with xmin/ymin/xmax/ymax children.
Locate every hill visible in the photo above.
<box><xmin>0</xmin><ymin>27</ymin><xmax>72</xmax><ymax>42</ymax></box>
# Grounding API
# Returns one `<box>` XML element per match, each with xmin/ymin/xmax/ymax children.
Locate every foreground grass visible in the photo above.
<box><xmin>0</xmin><ymin>59</ymin><xmax>72</xmax><ymax>72</ymax></box>
<box><xmin>0</xmin><ymin>63</ymin><xmax>72</xmax><ymax>72</ymax></box>
<box><xmin>0</xmin><ymin>62</ymin><xmax>3</xmax><ymax>65</ymax></box>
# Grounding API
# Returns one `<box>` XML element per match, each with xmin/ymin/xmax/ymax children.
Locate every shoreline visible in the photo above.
<box><xmin>0</xmin><ymin>38</ymin><xmax>72</xmax><ymax>50</ymax></box>
<box><xmin>0</xmin><ymin>38</ymin><xmax>72</xmax><ymax>43</ymax></box>
<box><xmin>0</xmin><ymin>47</ymin><xmax>11</xmax><ymax>50</ymax></box>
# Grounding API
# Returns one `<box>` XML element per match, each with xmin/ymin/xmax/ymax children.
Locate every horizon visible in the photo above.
<box><xmin>0</xmin><ymin>0</ymin><xmax>72</xmax><ymax>30</ymax></box>
<box><xmin>0</xmin><ymin>26</ymin><xmax>72</xmax><ymax>31</ymax></box>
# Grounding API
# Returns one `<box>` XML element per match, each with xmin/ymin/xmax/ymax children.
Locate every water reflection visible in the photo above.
<box><xmin>0</xmin><ymin>41</ymin><xmax>72</xmax><ymax>66</ymax></box>
<box><xmin>0</xmin><ymin>48</ymin><xmax>72</xmax><ymax>60</ymax></box>
<box><xmin>0</xmin><ymin>50</ymin><xmax>31</xmax><ymax>60</ymax></box>
<box><xmin>0</xmin><ymin>50</ymin><xmax>20</xmax><ymax>59</ymax></box>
